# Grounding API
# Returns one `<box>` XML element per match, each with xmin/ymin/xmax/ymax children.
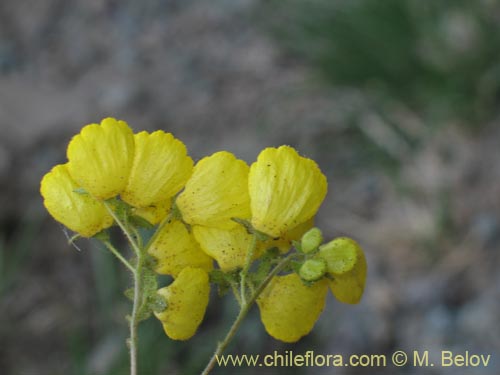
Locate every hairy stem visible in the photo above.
<box><xmin>239</xmin><ymin>234</ymin><xmax>257</xmax><ymax>304</ymax></box>
<box><xmin>102</xmin><ymin>240</ymin><xmax>136</xmax><ymax>274</ymax></box>
<box><xmin>103</xmin><ymin>201</ymin><xmax>141</xmax><ymax>257</ymax></box>
<box><xmin>129</xmin><ymin>250</ymin><xmax>144</xmax><ymax>375</ymax></box>
<box><xmin>102</xmin><ymin>200</ymin><xmax>146</xmax><ymax>375</ymax></box>
<box><xmin>201</xmin><ymin>253</ymin><xmax>297</xmax><ymax>375</ymax></box>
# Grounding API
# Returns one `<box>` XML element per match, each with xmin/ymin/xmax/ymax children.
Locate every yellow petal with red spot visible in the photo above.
<box><xmin>40</xmin><ymin>164</ymin><xmax>113</xmax><ymax>237</ymax></box>
<box><xmin>257</xmin><ymin>273</ymin><xmax>328</xmax><ymax>343</ymax></box>
<box><xmin>176</xmin><ymin>151</ymin><xmax>250</xmax><ymax>229</ymax></box>
<box><xmin>67</xmin><ymin>118</ymin><xmax>135</xmax><ymax>200</ymax></box>
<box><xmin>122</xmin><ymin>131</ymin><xmax>193</xmax><ymax>208</ymax></box>
<box><xmin>148</xmin><ymin>220</ymin><xmax>213</xmax><ymax>277</ymax></box>
<box><xmin>154</xmin><ymin>267</ymin><xmax>210</xmax><ymax>340</ymax></box>
<box><xmin>319</xmin><ymin>237</ymin><xmax>367</xmax><ymax>304</ymax></box>
<box><xmin>193</xmin><ymin>225</ymin><xmax>264</xmax><ymax>271</ymax></box>
<box><xmin>249</xmin><ymin>146</ymin><xmax>327</xmax><ymax>237</ymax></box>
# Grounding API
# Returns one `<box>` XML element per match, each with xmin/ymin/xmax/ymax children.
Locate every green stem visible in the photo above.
<box><xmin>239</xmin><ymin>234</ymin><xmax>258</xmax><ymax>304</ymax></box>
<box><xmin>102</xmin><ymin>200</ymin><xmax>145</xmax><ymax>375</ymax></box>
<box><xmin>103</xmin><ymin>201</ymin><xmax>141</xmax><ymax>257</ymax></box>
<box><xmin>129</xmin><ymin>250</ymin><xmax>144</xmax><ymax>375</ymax></box>
<box><xmin>201</xmin><ymin>252</ymin><xmax>297</xmax><ymax>375</ymax></box>
<box><xmin>102</xmin><ymin>240</ymin><xmax>136</xmax><ymax>274</ymax></box>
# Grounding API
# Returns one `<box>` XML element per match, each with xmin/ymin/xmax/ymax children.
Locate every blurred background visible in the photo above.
<box><xmin>1</xmin><ymin>0</ymin><xmax>500</xmax><ymax>374</ymax></box>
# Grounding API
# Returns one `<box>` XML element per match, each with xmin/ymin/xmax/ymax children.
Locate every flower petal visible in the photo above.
<box><xmin>67</xmin><ymin>118</ymin><xmax>135</xmax><ymax>200</ymax></box>
<box><xmin>257</xmin><ymin>273</ymin><xmax>328</xmax><ymax>342</ymax></box>
<box><xmin>122</xmin><ymin>131</ymin><xmax>193</xmax><ymax>208</ymax></box>
<box><xmin>249</xmin><ymin>146</ymin><xmax>327</xmax><ymax>237</ymax></box>
<box><xmin>319</xmin><ymin>238</ymin><xmax>367</xmax><ymax>304</ymax></box>
<box><xmin>40</xmin><ymin>164</ymin><xmax>113</xmax><ymax>237</ymax></box>
<box><xmin>148</xmin><ymin>220</ymin><xmax>213</xmax><ymax>277</ymax></box>
<box><xmin>176</xmin><ymin>151</ymin><xmax>251</xmax><ymax>229</ymax></box>
<box><xmin>193</xmin><ymin>225</ymin><xmax>263</xmax><ymax>271</ymax></box>
<box><xmin>154</xmin><ymin>267</ymin><xmax>210</xmax><ymax>340</ymax></box>
<box><xmin>132</xmin><ymin>199</ymin><xmax>171</xmax><ymax>225</ymax></box>
<box><xmin>266</xmin><ymin>217</ymin><xmax>314</xmax><ymax>253</ymax></box>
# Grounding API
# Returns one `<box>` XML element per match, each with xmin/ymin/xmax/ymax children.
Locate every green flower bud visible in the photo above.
<box><xmin>318</xmin><ymin>237</ymin><xmax>366</xmax><ymax>305</ymax></box>
<box><xmin>301</xmin><ymin>227</ymin><xmax>323</xmax><ymax>253</ymax></box>
<box><xmin>319</xmin><ymin>237</ymin><xmax>360</xmax><ymax>275</ymax></box>
<box><xmin>299</xmin><ymin>258</ymin><xmax>327</xmax><ymax>282</ymax></box>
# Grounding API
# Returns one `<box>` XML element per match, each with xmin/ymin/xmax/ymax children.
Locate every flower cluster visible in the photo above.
<box><xmin>40</xmin><ymin>118</ymin><xmax>366</xmax><ymax>343</ymax></box>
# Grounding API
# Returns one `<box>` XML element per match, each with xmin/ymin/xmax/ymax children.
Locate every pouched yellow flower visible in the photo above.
<box><xmin>40</xmin><ymin>164</ymin><xmax>113</xmax><ymax>237</ymax></box>
<box><xmin>154</xmin><ymin>267</ymin><xmax>210</xmax><ymax>340</ymax></box>
<box><xmin>249</xmin><ymin>146</ymin><xmax>327</xmax><ymax>237</ymax></box>
<box><xmin>258</xmin><ymin>273</ymin><xmax>328</xmax><ymax>343</ymax></box>
<box><xmin>193</xmin><ymin>225</ymin><xmax>264</xmax><ymax>272</ymax></box>
<box><xmin>132</xmin><ymin>199</ymin><xmax>171</xmax><ymax>225</ymax></box>
<box><xmin>67</xmin><ymin>118</ymin><xmax>135</xmax><ymax>200</ymax></box>
<box><xmin>176</xmin><ymin>151</ymin><xmax>251</xmax><ymax>230</ymax></box>
<box><xmin>121</xmin><ymin>131</ymin><xmax>193</xmax><ymax>208</ymax></box>
<box><xmin>194</xmin><ymin>218</ymin><xmax>313</xmax><ymax>271</ymax></box>
<box><xmin>319</xmin><ymin>238</ymin><xmax>366</xmax><ymax>304</ymax></box>
<box><xmin>148</xmin><ymin>220</ymin><xmax>213</xmax><ymax>277</ymax></box>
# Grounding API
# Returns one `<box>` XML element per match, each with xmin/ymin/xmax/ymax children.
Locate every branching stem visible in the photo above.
<box><xmin>201</xmin><ymin>252</ymin><xmax>297</xmax><ymax>375</ymax></box>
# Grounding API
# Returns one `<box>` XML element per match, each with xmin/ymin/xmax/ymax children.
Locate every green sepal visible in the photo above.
<box><xmin>169</xmin><ymin>200</ymin><xmax>183</xmax><ymax>221</ymax></box>
<box><xmin>253</xmin><ymin>247</ymin><xmax>280</xmax><ymax>285</ymax></box>
<box><xmin>105</xmin><ymin>197</ymin><xmax>132</xmax><ymax>221</ymax></box>
<box><xmin>142</xmin><ymin>253</ymin><xmax>158</xmax><ymax>269</ymax></box>
<box><xmin>209</xmin><ymin>269</ymin><xmax>229</xmax><ymax>297</ymax></box>
<box><xmin>92</xmin><ymin>229</ymin><xmax>110</xmax><ymax>242</ymax></box>
<box><xmin>292</xmin><ymin>240</ymin><xmax>303</xmax><ymax>252</ymax></box>
<box><xmin>210</xmin><ymin>269</ymin><xmax>239</xmax><ymax>297</ymax></box>
<box><xmin>135</xmin><ymin>266</ymin><xmax>159</xmax><ymax>322</ymax></box>
<box><xmin>150</xmin><ymin>292</ymin><xmax>168</xmax><ymax>314</ymax></box>
<box><xmin>289</xmin><ymin>260</ymin><xmax>303</xmax><ymax>274</ymax></box>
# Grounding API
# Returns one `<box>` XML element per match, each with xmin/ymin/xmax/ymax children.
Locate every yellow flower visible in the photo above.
<box><xmin>193</xmin><ymin>225</ymin><xmax>264</xmax><ymax>272</ymax></box>
<box><xmin>249</xmin><ymin>146</ymin><xmax>327</xmax><ymax>237</ymax></box>
<box><xmin>67</xmin><ymin>118</ymin><xmax>135</xmax><ymax>200</ymax></box>
<box><xmin>154</xmin><ymin>267</ymin><xmax>210</xmax><ymax>340</ymax></box>
<box><xmin>121</xmin><ymin>131</ymin><xmax>193</xmax><ymax>208</ymax></box>
<box><xmin>176</xmin><ymin>151</ymin><xmax>251</xmax><ymax>230</ymax></box>
<box><xmin>265</xmin><ymin>217</ymin><xmax>314</xmax><ymax>253</ymax></box>
<box><xmin>40</xmin><ymin>164</ymin><xmax>113</xmax><ymax>237</ymax></box>
<box><xmin>193</xmin><ymin>219</ymin><xmax>313</xmax><ymax>271</ymax></box>
<box><xmin>148</xmin><ymin>220</ymin><xmax>213</xmax><ymax>277</ymax></box>
<box><xmin>132</xmin><ymin>199</ymin><xmax>171</xmax><ymax>225</ymax></box>
<box><xmin>319</xmin><ymin>237</ymin><xmax>367</xmax><ymax>304</ymax></box>
<box><xmin>257</xmin><ymin>273</ymin><xmax>328</xmax><ymax>342</ymax></box>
